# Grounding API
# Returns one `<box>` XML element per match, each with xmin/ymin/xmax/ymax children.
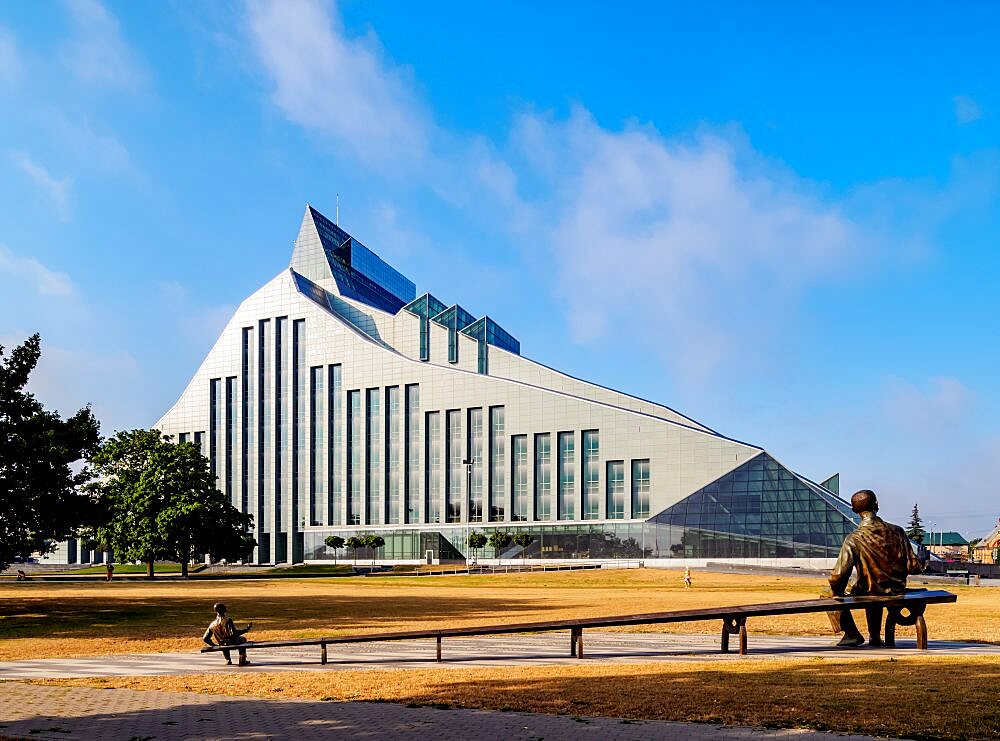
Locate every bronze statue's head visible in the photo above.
<box><xmin>850</xmin><ymin>489</ymin><xmax>878</xmax><ymax>514</ymax></box>
<box><xmin>213</xmin><ymin>602</ymin><xmax>227</xmax><ymax>616</ymax></box>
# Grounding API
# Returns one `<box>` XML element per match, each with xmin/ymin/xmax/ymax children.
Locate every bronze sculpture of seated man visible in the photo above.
<box><xmin>828</xmin><ymin>489</ymin><xmax>923</xmax><ymax>647</ymax></box>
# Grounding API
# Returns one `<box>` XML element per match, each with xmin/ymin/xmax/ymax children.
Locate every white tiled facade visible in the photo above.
<box><xmin>151</xmin><ymin>205</ymin><xmax>855</xmax><ymax>565</ymax></box>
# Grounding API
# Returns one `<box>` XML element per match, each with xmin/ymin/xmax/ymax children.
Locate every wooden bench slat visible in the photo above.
<box><xmin>200</xmin><ymin>589</ymin><xmax>955</xmax><ymax>653</ymax></box>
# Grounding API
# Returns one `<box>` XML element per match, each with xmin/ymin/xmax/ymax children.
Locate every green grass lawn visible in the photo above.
<box><xmin>258</xmin><ymin>564</ymin><xmax>354</xmax><ymax>576</ymax></box>
<box><xmin>51</xmin><ymin>563</ymin><xmax>205</xmax><ymax>575</ymax></box>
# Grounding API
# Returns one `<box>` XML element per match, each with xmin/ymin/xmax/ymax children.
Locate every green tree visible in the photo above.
<box><xmin>467</xmin><ymin>531</ymin><xmax>487</xmax><ymax>562</ymax></box>
<box><xmin>345</xmin><ymin>535</ymin><xmax>364</xmax><ymax>565</ymax></box>
<box><xmin>363</xmin><ymin>533</ymin><xmax>385</xmax><ymax>566</ymax></box>
<box><xmin>512</xmin><ymin>531</ymin><xmax>535</xmax><ymax>562</ymax></box>
<box><xmin>488</xmin><ymin>531</ymin><xmax>512</xmax><ymax>563</ymax></box>
<box><xmin>89</xmin><ymin>429</ymin><xmax>255</xmax><ymax>577</ymax></box>
<box><xmin>906</xmin><ymin>503</ymin><xmax>926</xmax><ymax>544</ymax></box>
<box><xmin>324</xmin><ymin>535</ymin><xmax>345</xmax><ymax>564</ymax></box>
<box><xmin>0</xmin><ymin>335</ymin><xmax>101</xmax><ymax>570</ymax></box>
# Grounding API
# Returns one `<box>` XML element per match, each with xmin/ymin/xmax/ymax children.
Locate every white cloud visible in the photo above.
<box><xmin>61</xmin><ymin>0</ymin><xmax>146</xmax><ymax>90</ymax></box>
<box><xmin>954</xmin><ymin>94</ymin><xmax>982</xmax><ymax>125</ymax></box>
<box><xmin>0</xmin><ymin>245</ymin><xmax>75</xmax><ymax>296</ymax></box>
<box><xmin>0</xmin><ymin>26</ymin><xmax>19</xmax><ymax>84</ymax></box>
<box><xmin>514</xmin><ymin>111</ymin><xmax>860</xmax><ymax>381</ymax></box>
<box><xmin>246</xmin><ymin>0</ymin><xmax>430</xmax><ymax>170</ymax></box>
<box><xmin>10</xmin><ymin>151</ymin><xmax>73</xmax><ymax>217</ymax></box>
<box><xmin>883</xmin><ymin>376</ymin><xmax>972</xmax><ymax>436</ymax></box>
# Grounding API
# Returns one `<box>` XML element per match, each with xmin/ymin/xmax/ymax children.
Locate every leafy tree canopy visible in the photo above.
<box><xmin>0</xmin><ymin>334</ymin><xmax>101</xmax><ymax>570</ymax></box>
<box><xmin>88</xmin><ymin>429</ymin><xmax>254</xmax><ymax>577</ymax></box>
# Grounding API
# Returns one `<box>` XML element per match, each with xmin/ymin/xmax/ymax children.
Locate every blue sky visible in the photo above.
<box><xmin>2</xmin><ymin>1</ymin><xmax>998</xmax><ymax>536</ymax></box>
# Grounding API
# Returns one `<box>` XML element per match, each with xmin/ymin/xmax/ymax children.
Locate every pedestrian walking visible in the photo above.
<box><xmin>105</xmin><ymin>563</ymin><xmax>115</xmax><ymax>582</ymax></box>
<box><xmin>683</xmin><ymin>566</ymin><xmax>692</xmax><ymax>588</ymax></box>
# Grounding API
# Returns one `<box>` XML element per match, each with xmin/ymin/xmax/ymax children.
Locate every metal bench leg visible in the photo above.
<box><xmin>915</xmin><ymin>615</ymin><xmax>928</xmax><ymax>650</ymax></box>
<box><xmin>320</xmin><ymin>642</ymin><xmax>327</xmax><ymax>665</ymax></box>
<box><xmin>721</xmin><ymin>617</ymin><xmax>745</xmax><ymax>654</ymax></box>
<box><xmin>577</xmin><ymin>629</ymin><xmax>584</xmax><ymax>659</ymax></box>
<box><xmin>436</xmin><ymin>635</ymin><xmax>442</xmax><ymax>662</ymax></box>
<box><xmin>570</xmin><ymin>627</ymin><xmax>578</xmax><ymax>657</ymax></box>
<box><xmin>739</xmin><ymin>620</ymin><xmax>748</xmax><ymax>656</ymax></box>
<box><xmin>721</xmin><ymin>621</ymin><xmax>730</xmax><ymax>653</ymax></box>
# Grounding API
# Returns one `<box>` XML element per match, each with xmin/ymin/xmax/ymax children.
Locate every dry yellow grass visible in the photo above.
<box><xmin>37</xmin><ymin>656</ymin><xmax>1000</xmax><ymax>740</ymax></box>
<box><xmin>1</xmin><ymin>570</ymin><xmax>995</xmax><ymax>661</ymax></box>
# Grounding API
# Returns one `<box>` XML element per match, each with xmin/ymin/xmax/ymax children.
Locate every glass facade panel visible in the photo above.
<box><xmin>425</xmin><ymin>411</ymin><xmax>442</xmax><ymax>523</ymax></box>
<box><xmin>326</xmin><ymin>364</ymin><xmax>342</xmax><ymax>525</ymax></box>
<box><xmin>468</xmin><ymin>408</ymin><xmax>483</xmax><ymax>522</ymax></box>
<box><xmin>257</xmin><ymin>319</ymin><xmax>271</xmax><ymax>543</ymax></box>
<box><xmin>606</xmin><ymin>461</ymin><xmax>625</xmax><ymax>519</ymax></box>
<box><xmin>582</xmin><ymin>430</ymin><xmax>600</xmax><ymax>519</ymax></box>
<box><xmin>650</xmin><ymin>453</ymin><xmax>859</xmax><ymax>558</ymax></box>
<box><xmin>404</xmin><ymin>384</ymin><xmax>420</xmax><ymax>523</ymax></box>
<box><xmin>445</xmin><ymin>409</ymin><xmax>463</xmax><ymax>522</ymax></box>
<box><xmin>209</xmin><ymin>378</ymin><xmax>220</xmax><ymax>478</ymax></box>
<box><xmin>225</xmin><ymin>376</ymin><xmax>236</xmax><ymax>507</ymax></box>
<box><xmin>366</xmin><ymin>388</ymin><xmax>382</xmax><ymax>525</ymax></box>
<box><xmin>346</xmin><ymin>390</ymin><xmax>362</xmax><ymax>525</ymax></box>
<box><xmin>488</xmin><ymin>406</ymin><xmax>505</xmax><ymax>521</ymax></box>
<box><xmin>309</xmin><ymin>366</ymin><xmax>325</xmax><ymax>526</ymax></box>
<box><xmin>241</xmin><ymin>328</ymin><xmax>252</xmax><ymax>517</ymax></box>
<box><xmin>274</xmin><ymin>316</ymin><xmax>287</xmax><ymax>560</ymax></box>
<box><xmin>386</xmin><ymin>386</ymin><xmax>401</xmax><ymax>524</ymax></box>
<box><xmin>558</xmin><ymin>432</ymin><xmax>575</xmax><ymax>520</ymax></box>
<box><xmin>512</xmin><ymin>434</ymin><xmax>528</xmax><ymax>521</ymax></box>
<box><xmin>534</xmin><ymin>433</ymin><xmax>552</xmax><ymax>521</ymax></box>
<box><xmin>631</xmin><ymin>459</ymin><xmax>650</xmax><ymax>519</ymax></box>
<box><xmin>292</xmin><ymin>320</ymin><xmax>306</xmax><ymax>552</ymax></box>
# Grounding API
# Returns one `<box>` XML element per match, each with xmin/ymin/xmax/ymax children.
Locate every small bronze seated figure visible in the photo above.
<box><xmin>828</xmin><ymin>489</ymin><xmax>923</xmax><ymax>647</ymax></box>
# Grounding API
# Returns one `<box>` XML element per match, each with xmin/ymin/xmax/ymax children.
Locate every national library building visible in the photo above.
<box><xmin>143</xmin><ymin>204</ymin><xmax>858</xmax><ymax>565</ymax></box>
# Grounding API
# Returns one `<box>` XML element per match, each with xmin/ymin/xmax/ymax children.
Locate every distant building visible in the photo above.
<box><xmin>74</xmin><ymin>204</ymin><xmax>860</xmax><ymax>566</ymax></box>
<box><xmin>972</xmin><ymin>519</ymin><xmax>1000</xmax><ymax>564</ymax></box>
<box><xmin>924</xmin><ymin>531</ymin><xmax>969</xmax><ymax>561</ymax></box>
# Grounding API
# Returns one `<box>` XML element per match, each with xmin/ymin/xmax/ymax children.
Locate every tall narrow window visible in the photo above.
<box><xmin>488</xmin><ymin>406</ymin><xmax>505</xmax><ymax>521</ymax></box>
<box><xmin>225</xmin><ymin>376</ymin><xmax>236</xmax><ymax>507</ymax></box>
<box><xmin>607</xmin><ymin>460</ymin><xmax>625</xmax><ymax>519</ymax></box>
<box><xmin>241</xmin><ymin>328</ymin><xmax>252</xmax><ymax>518</ymax></box>
<box><xmin>385</xmin><ymin>386</ymin><xmax>401</xmax><ymax>524</ymax></box>
<box><xmin>274</xmin><ymin>316</ymin><xmax>287</xmax><ymax>557</ymax></box>
<box><xmin>179</xmin><ymin>432</ymin><xmax>189</xmax><ymax>444</ymax></box>
<box><xmin>404</xmin><ymin>385</ymin><xmax>420</xmax><ymax>523</ymax></box>
<box><xmin>327</xmin><ymin>364</ymin><xmax>342</xmax><ymax>525</ymax></box>
<box><xmin>365</xmin><ymin>388</ymin><xmax>381</xmax><ymax>525</ymax></box>
<box><xmin>209</xmin><ymin>378</ymin><xmax>220</xmax><ymax>479</ymax></box>
<box><xmin>425</xmin><ymin>411</ymin><xmax>441</xmax><ymax>523</ymax></box>
<box><xmin>258</xmin><ymin>319</ymin><xmax>271</xmax><ymax>548</ymax></box>
<box><xmin>445</xmin><ymin>409</ymin><xmax>463</xmax><ymax>523</ymax></box>
<box><xmin>534</xmin><ymin>433</ymin><xmax>552</xmax><ymax>520</ymax></box>
<box><xmin>631</xmin><ymin>459</ymin><xmax>650</xmax><ymax>519</ymax></box>
<box><xmin>309</xmin><ymin>366</ymin><xmax>325</xmax><ymax>526</ymax></box>
<box><xmin>346</xmin><ymin>390</ymin><xmax>362</xmax><ymax>525</ymax></box>
<box><xmin>582</xmin><ymin>430</ymin><xmax>600</xmax><ymax>520</ymax></box>
<box><xmin>292</xmin><ymin>319</ymin><xmax>306</xmax><ymax>543</ymax></box>
<box><xmin>558</xmin><ymin>432</ymin><xmax>575</xmax><ymax>520</ymax></box>
<box><xmin>512</xmin><ymin>434</ymin><xmax>528</xmax><ymax>521</ymax></box>
<box><xmin>468</xmin><ymin>408</ymin><xmax>483</xmax><ymax>522</ymax></box>
<box><xmin>194</xmin><ymin>431</ymin><xmax>204</xmax><ymax>455</ymax></box>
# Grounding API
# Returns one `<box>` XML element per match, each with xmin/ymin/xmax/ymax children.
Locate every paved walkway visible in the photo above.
<box><xmin>1</xmin><ymin>632</ymin><xmax>996</xmax><ymax>680</ymax></box>
<box><xmin>0</xmin><ymin>682</ymin><xmax>900</xmax><ymax>740</ymax></box>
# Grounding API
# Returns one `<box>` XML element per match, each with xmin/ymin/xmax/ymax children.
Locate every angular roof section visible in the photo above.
<box><xmin>431</xmin><ymin>304</ymin><xmax>476</xmax><ymax>332</ymax></box>
<box><xmin>925</xmin><ymin>531</ymin><xmax>969</xmax><ymax>546</ymax></box>
<box><xmin>462</xmin><ymin>316</ymin><xmax>520</xmax><ymax>355</ymax></box>
<box><xmin>402</xmin><ymin>292</ymin><xmax>448</xmax><ymax>320</ymax></box>
<box><xmin>290</xmin><ymin>205</ymin><xmax>416</xmax><ymax>315</ymax></box>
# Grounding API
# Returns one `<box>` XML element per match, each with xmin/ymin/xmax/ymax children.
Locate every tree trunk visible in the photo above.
<box><xmin>146</xmin><ymin>558</ymin><xmax>154</xmax><ymax>578</ymax></box>
<box><xmin>181</xmin><ymin>560</ymin><xmax>189</xmax><ymax>578</ymax></box>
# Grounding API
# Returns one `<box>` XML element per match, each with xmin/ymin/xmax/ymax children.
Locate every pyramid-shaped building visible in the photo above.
<box><xmin>153</xmin><ymin>205</ymin><xmax>858</xmax><ymax>565</ymax></box>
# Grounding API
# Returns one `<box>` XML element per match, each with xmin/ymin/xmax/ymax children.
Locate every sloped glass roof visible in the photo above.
<box><xmin>650</xmin><ymin>452</ymin><xmax>859</xmax><ymax>558</ymax></box>
<box><xmin>402</xmin><ymin>292</ymin><xmax>448</xmax><ymax>319</ymax></box>
<box><xmin>461</xmin><ymin>316</ymin><xmax>520</xmax><ymax>355</ymax></box>
<box><xmin>430</xmin><ymin>304</ymin><xmax>476</xmax><ymax>332</ymax></box>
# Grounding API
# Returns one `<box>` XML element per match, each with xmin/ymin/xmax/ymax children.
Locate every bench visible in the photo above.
<box><xmin>200</xmin><ymin>588</ymin><xmax>956</xmax><ymax>663</ymax></box>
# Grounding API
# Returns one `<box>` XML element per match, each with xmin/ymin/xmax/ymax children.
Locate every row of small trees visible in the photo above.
<box><xmin>323</xmin><ymin>534</ymin><xmax>385</xmax><ymax>565</ymax></box>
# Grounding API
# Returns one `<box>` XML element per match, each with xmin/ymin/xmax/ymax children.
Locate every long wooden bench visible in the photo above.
<box><xmin>200</xmin><ymin>589</ymin><xmax>956</xmax><ymax>663</ymax></box>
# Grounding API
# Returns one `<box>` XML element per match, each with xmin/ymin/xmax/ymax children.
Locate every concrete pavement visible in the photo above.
<box><xmin>0</xmin><ymin>682</ymin><xmax>903</xmax><ymax>741</ymax></box>
<box><xmin>1</xmin><ymin>631</ymin><xmax>996</xmax><ymax>680</ymax></box>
